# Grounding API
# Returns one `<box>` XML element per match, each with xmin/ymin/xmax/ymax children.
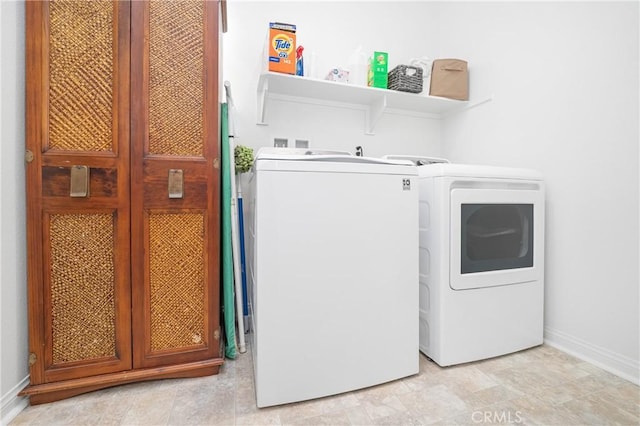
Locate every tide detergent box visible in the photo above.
<box><xmin>268</xmin><ymin>22</ymin><xmax>296</xmax><ymax>74</ymax></box>
<box><xmin>367</xmin><ymin>51</ymin><xmax>388</xmax><ymax>88</ymax></box>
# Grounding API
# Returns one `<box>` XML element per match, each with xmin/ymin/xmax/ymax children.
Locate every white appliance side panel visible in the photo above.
<box><xmin>254</xmin><ymin>168</ymin><xmax>419</xmax><ymax>407</ymax></box>
<box><xmin>246</xmin><ymin>173</ymin><xmax>258</xmax><ymax>370</ymax></box>
<box><xmin>419</xmin><ymin>177</ymin><xmax>448</xmax><ymax>360</ymax></box>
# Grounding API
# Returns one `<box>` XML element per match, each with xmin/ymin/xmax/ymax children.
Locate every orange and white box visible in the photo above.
<box><xmin>268</xmin><ymin>22</ymin><xmax>296</xmax><ymax>75</ymax></box>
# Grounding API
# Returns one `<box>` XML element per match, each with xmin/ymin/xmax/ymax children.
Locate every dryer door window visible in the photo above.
<box><xmin>450</xmin><ymin>188</ymin><xmax>543</xmax><ymax>291</ymax></box>
<box><xmin>461</xmin><ymin>204</ymin><xmax>533</xmax><ymax>274</ymax></box>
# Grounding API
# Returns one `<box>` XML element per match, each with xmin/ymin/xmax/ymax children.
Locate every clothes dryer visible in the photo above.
<box><xmin>389</xmin><ymin>156</ymin><xmax>545</xmax><ymax>366</ymax></box>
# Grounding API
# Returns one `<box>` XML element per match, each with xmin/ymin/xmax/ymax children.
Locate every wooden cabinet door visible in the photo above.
<box><xmin>25</xmin><ymin>0</ymin><xmax>132</xmax><ymax>383</ymax></box>
<box><xmin>130</xmin><ymin>0</ymin><xmax>221</xmax><ymax>368</ymax></box>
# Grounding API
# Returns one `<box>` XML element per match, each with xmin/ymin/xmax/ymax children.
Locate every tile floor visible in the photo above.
<box><xmin>10</xmin><ymin>344</ymin><xmax>640</xmax><ymax>426</ymax></box>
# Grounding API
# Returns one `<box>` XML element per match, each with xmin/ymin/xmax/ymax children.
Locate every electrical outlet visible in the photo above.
<box><xmin>273</xmin><ymin>137</ymin><xmax>311</xmax><ymax>149</ymax></box>
<box><xmin>294</xmin><ymin>138</ymin><xmax>310</xmax><ymax>149</ymax></box>
<box><xmin>273</xmin><ymin>137</ymin><xmax>288</xmax><ymax>148</ymax></box>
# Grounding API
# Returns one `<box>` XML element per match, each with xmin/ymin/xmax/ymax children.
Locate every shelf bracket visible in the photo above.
<box><xmin>257</xmin><ymin>75</ymin><xmax>268</xmax><ymax>125</ymax></box>
<box><xmin>443</xmin><ymin>94</ymin><xmax>494</xmax><ymax>118</ymax></box>
<box><xmin>365</xmin><ymin>94</ymin><xmax>387</xmax><ymax>135</ymax></box>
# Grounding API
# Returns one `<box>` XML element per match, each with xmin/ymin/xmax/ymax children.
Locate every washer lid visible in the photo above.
<box><xmin>254</xmin><ymin>148</ymin><xmax>417</xmax><ymax>175</ymax></box>
<box><xmin>382</xmin><ymin>155</ymin><xmax>450</xmax><ymax>165</ymax></box>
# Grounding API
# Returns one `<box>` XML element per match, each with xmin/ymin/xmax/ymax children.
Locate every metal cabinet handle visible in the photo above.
<box><xmin>70</xmin><ymin>165</ymin><xmax>89</xmax><ymax>198</ymax></box>
<box><xmin>168</xmin><ymin>169</ymin><xmax>184</xmax><ymax>199</ymax></box>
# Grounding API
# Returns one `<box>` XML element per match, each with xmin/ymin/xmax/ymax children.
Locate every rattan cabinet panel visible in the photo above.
<box><xmin>48</xmin><ymin>213</ymin><xmax>117</xmax><ymax>365</ymax></box>
<box><xmin>148</xmin><ymin>212</ymin><xmax>206</xmax><ymax>352</ymax></box>
<box><xmin>148</xmin><ymin>0</ymin><xmax>204</xmax><ymax>157</ymax></box>
<box><xmin>23</xmin><ymin>0</ymin><xmax>223</xmax><ymax>405</ymax></box>
<box><xmin>48</xmin><ymin>0</ymin><xmax>114</xmax><ymax>152</ymax></box>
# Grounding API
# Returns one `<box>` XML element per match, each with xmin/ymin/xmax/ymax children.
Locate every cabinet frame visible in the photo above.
<box><xmin>21</xmin><ymin>0</ymin><xmax>224</xmax><ymax>405</ymax></box>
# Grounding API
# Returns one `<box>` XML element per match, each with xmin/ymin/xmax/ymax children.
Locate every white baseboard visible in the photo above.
<box><xmin>1</xmin><ymin>375</ymin><xmax>29</xmax><ymax>426</ymax></box>
<box><xmin>544</xmin><ymin>327</ymin><xmax>640</xmax><ymax>385</ymax></box>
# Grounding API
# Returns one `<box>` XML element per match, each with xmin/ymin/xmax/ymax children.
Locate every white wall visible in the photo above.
<box><xmin>0</xmin><ymin>1</ymin><xmax>30</xmax><ymax>423</ymax></box>
<box><xmin>224</xmin><ymin>1</ymin><xmax>640</xmax><ymax>383</ymax></box>
<box><xmin>222</xmin><ymin>1</ymin><xmax>444</xmax><ymax>157</ymax></box>
<box><xmin>438</xmin><ymin>1</ymin><xmax>639</xmax><ymax>383</ymax></box>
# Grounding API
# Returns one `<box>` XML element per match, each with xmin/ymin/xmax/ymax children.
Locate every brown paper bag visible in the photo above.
<box><xmin>429</xmin><ymin>59</ymin><xmax>468</xmax><ymax>100</ymax></box>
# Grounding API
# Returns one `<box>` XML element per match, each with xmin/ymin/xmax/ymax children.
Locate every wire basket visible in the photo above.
<box><xmin>388</xmin><ymin>65</ymin><xmax>423</xmax><ymax>93</ymax></box>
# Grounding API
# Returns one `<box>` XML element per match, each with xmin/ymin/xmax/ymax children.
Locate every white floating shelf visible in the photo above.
<box><xmin>256</xmin><ymin>72</ymin><xmax>468</xmax><ymax>134</ymax></box>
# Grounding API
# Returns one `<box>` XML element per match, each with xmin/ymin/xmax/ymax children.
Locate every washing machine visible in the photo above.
<box><xmin>246</xmin><ymin>148</ymin><xmax>419</xmax><ymax>407</ymax></box>
<box><xmin>387</xmin><ymin>156</ymin><xmax>545</xmax><ymax>366</ymax></box>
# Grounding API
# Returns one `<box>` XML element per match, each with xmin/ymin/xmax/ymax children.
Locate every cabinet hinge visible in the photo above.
<box><xmin>25</xmin><ymin>150</ymin><xmax>34</xmax><ymax>163</ymax></box>
<box><xmin>213</xmin><ymin>158</ymin><xmax>219</xmax><ymax>169</ymax></box>
<box><xmin>28</xmin><ymin>353</ymin><xmax>36</xmax><ymax>366</ymax></box>
<box><xmin>214</xmin><ymin>329</ymin><xmax>220</xmax><ymax>340</ymax></box>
